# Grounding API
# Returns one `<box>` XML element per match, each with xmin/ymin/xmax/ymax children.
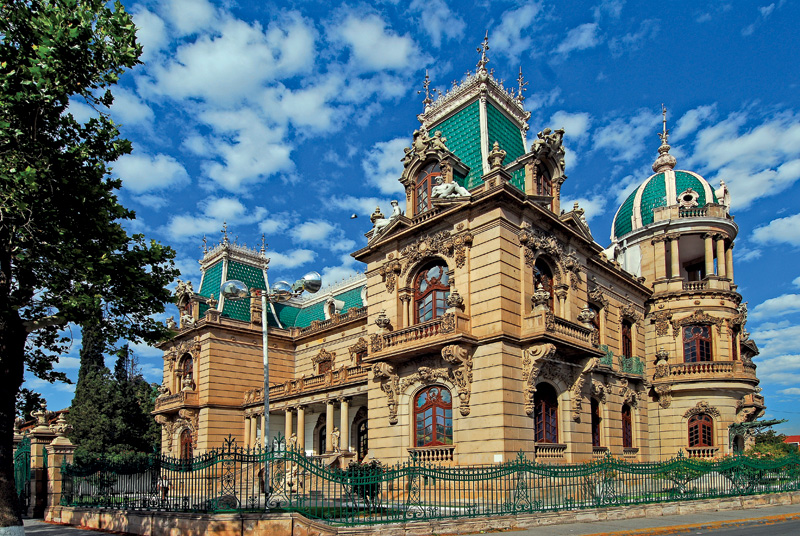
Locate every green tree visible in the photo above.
<box><xmin>0</xmin><ymin>0</ymin><xmax>178</xmax><ymax>527</ymax></box>
<box><xmin>747</xmin><ymin>429</ymin><xmax>796</xmax><ymax>459</ymax></box>
<box><xmin>14</xmin><ymin>388</ymin><xmax>46</xmax><ymax>421</ymax></box>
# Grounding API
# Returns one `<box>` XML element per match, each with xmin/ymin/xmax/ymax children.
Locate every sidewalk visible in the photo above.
<box><xmin>23</xmin><ymin>503</ymin><xmax>800</xmax><ymax>535</ymax></box>
<box><xmin>461</xmin><ymin>503</ymin><xmax>800</xmax><ymax>535</ymax></box>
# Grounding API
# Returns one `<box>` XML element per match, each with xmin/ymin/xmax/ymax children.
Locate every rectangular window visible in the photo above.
<box><xmin>621</xmin><ymin>320</ymin><xmax>633</xmax><ymax>358</ymax></box>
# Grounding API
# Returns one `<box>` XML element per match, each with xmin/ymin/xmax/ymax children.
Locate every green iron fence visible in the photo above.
<box><xmin>13</xmin><ymin>435</ymin><xmax>31</xmax><ymax>511</ymax></box>
<box><xmin>60</xmin><ymin>437</ymin><xmax>800</xmax><ymax>526</ymax></box>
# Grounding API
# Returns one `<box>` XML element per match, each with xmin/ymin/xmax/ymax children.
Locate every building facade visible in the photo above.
<box><xmin>154</xmin><ymin>55</ymin><xmax>763</xmax><ymax>466</ymax></box>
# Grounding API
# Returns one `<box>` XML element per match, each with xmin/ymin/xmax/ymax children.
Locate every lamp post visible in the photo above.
<box><xmin>220</xmin><ymin>272</ymin><xmax>322</xmax><ymax>451</ymax></box>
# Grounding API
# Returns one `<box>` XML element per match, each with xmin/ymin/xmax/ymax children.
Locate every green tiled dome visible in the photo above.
<box><xmin>611</xmin><ymin>170</ymin><xmax>719</xmax><ymax>241</ymax></box>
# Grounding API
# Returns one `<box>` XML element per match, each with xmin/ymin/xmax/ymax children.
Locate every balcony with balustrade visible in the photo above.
<box><xmin>523</xmin><ymin>310</ymin><xmax>600</xmax><ymax>358</ymax></box>
<box><xmin>366</xmin><ymin>311</ymin><xmax>477</xmax><ymax>361</ymax></box>
<box><xmin>653</xmin><ymin>359</ymin><xmax>759</xmax><ymax>393</ymax></box>
<box><xmin>242</xmin><ymin>363</ymin><xmax>371</xmax><ymax>407</ymax></box>
<box><xmin>153</xmin><ymin>390</ymin><xmax>199</xmax><ymax>414</ymax></box>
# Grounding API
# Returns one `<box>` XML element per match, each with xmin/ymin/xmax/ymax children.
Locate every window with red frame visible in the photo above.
<box><xmin>180</xmin><ymin>429</ymin><xmax>193</xmax><ymax>460</ymax></box>
<box><xmin>688</xmin><ymin>413</ymin><xmax>714</xmax><ymax>447</ymax></box>
<box><xmin>534</xmin><ymin>383</ymin><xmax>559</xmax><ymax>443</ymax></box>
<box><xmin>683</xmin><ymin>325</ymin><xmax>712</xmax><ymax>362</ymax></box>
<box><xmin>622</xmin><ymin>404</ymin><xmax>633</xmax><ymax>448</ymax></box>
<box><xmin>416</xmin><ymin>162</ymin><xmax>442</xmax><ymax>214</ymax></box>
<box><xmin>414</xmin><ymin>386</ymin><xmax>453</xmax><ymax>447</ymax></box>
<box><xmin>414</xmin><ymin>263</ymin><xmax>450</xmax><ymax>323</ymax></box>
<box><xmin>621</xmin><ymin>320</ymin><xmax>633</xmax><ymax>358</ymax></box>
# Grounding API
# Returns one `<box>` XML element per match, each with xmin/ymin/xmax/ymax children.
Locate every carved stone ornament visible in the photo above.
<box><xmin>591</xmin><ymin>380</ymin><xmax>607</xmax><ymax>404</ymax></box>
<box><xmin>313</xmin><ymin>349</ymin><xmax>335</xmax><ymax>369</ymax></box>
<box><xmin>487</xmin><ymin>141</ymin><xmax>507</xmax><ymax>169</ymax></box>
<box><xmin>577</xmin><ymin>306</ymin><xmax>596</xmax><ymax>326</ymax></box>
<box><xmin>530</xmin><ymin>128</ymin><xmax>566</xmax><ymax>168</ymax></box>
<box><xmin>651</xmin><ymin>310</ymin><xmax>673</xmax><ymax>337</ymax></box>
<box><xmin>379</xmin><ymin>260</ymin><xmax>403</xmax><ymax>292</ymax></box>
<box><xmin>49</xmin><ymin>413</ymin><xmax>73</xmax><ymax>438</ymax></box>
<box><xmin>372</xmin><ymin>362</ymin><xmax>399</xmax><ymax>425</ymax></box>
<box><xmin>174</xmin><ymin>279</ymin><xmax>195</xmax><ymax>308</ymax></box>
<box><xmin>521</xmin><ymin>343</ymin><xmax>556</xmax><ymax>416</ymax></box>
<box><xmin>440</xmin><ymin>312</ymin><xmax>456</xmax><ymax>333</ymax></box>
<box><xmin>670</xmin><ymin>310</ymin><xmax>724</xmax><ymax>338</ymax></box>
<box><xmin>348</xmin><ymin>337</ymin><xmax>367</xmax><ymax>363</ymax></box>
<box><xmin>518</xmin><ymin>223</ymin><xmax>582</xmax><ymax>286</ymax></box>
<box><xmin>654</xmin><ymin>348</ymin><xmax>670</xmax><ymax>380</ymax></box>
<box><xmin>683</xmin><ymin>401</ymin><xmax>721</xmax><ymax>419</ymax></box>
<box><xmin>572</xmin><ymin>373</ymin><xmax>586</xmax><ymax>422</ymax></box>
<box><xmin>532</xmin><ymin>284</ymin><xmax>551</xmax><ymax>311</ymax></box>
<box><xmin>620</xmin><ymin>303</ymin><xmax>641</xmax><ymax>323</ymax></box>
<box><xmin>400</xmin><ymin>229</ymin><xmax>473</xmax><ymax>272</ymax></box>
<box><xmin>441</xmin><ymin>344</ymin><xmax>474</xmax><ymax>416</ymax></box>
<box><xmin>370</xmin><ymin>201</ymin><xmax>403</xmax><ymax>243</ymax></box>
<box><xmin>375</xmin><ymin>310</ymin><xmax>392</xmax><ymax>331</ymax></box>
<box><xmin>655</xmin><ymin>384</ymin><xmax>672</xmax><ymax>408</ymax></box>
<box><xmin>446</xmin><ymin>288</ymin><xmax>465</xmax><ymax>310</ymax></box>
<box><xmin>588</xmin><ymin>285</ymin><xmax>610</xmax><ymax>317</ymax></box>
<box><xmin>370</xmin><ymin>333</ymin><xmax>383</xmax><ymax>353</ymax></box>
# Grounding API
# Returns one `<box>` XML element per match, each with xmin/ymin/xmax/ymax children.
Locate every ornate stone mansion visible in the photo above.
<box><xmin>154</xmin><ymin>48</ymin><xmax>763</xmax><ymax>466</ymax></box>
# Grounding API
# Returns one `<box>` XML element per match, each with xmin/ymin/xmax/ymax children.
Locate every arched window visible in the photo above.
<box><xmin>622</xmin><ymin>404</ymin><xmax>633</xmax><ymax>448</ymax></box>
<box><xmin>534</xmin><ymin>383</ymin><xmax>558</xmax><ymax>443</ymax></box>
<box><xmin>357</xmin><ymin>420</ymin><xmax>368</xmax><ymax>462</ymax></box>
<box><xmin>414</xmin><ymin>386</ymin><xmax>453</xmax><ymax>447</ymax></box>
<box><xmin>180</xmin><ymin>429</ymin><xmax>193</xmax><ymax>460</ymax></box>
<box><xmin>534</xmin><ymin>259</ymin><xmax>555</xmax><ymax>311</ymax></box>
<box><xmin>416</xmin><ymin>162</ymin><xmax>442</xmax><ymax>214</ymax></box>
<box><xmin>688</xmin><ymin>414</ymin><xmax>714</xmax><ymax>447</ymax></box>
<box><xmin>178</xmin><ymin>354</ymin><xmax>194</xmax><ymax>390</ymax></box>
<box><xmin>591</xmin><ymin>398</ymin><xmax>602</xmax><ymax>447</ymax></box>
<box><xmin>414</xmin><ymin>262</ymin><xmax>450</xmax><ymax>323</ymax></box>
<box><xmin>621</xmin><ymin>320</ymin><xmax>633</xmax><ymax>358</ymax></box>
<box><xmin>683</xmin><ymin>325</ymin><xmax>712</xmax><ymax>362</ymax></box>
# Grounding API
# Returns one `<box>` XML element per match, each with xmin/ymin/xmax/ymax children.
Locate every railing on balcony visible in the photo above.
<box><xmin>534</xmin><ymin>443</ymin><xmax>567</xmax><ymax>459</ymax></box>
<box><xmin>679</xmin><ymin>207</ymin><xmax>708</xmax><ymax>218</ymax></box>
<box><xmin>411</xmin><ymin>208</ymin><xmax>441</xmax><ymax>225</ymax></box>
<box><xmin>548</xmin><ymin>314</ymin><xmax>594</xmax><ymax>345</ymax></box>
<box><xmin>598</xmin><ymin>345</ymin><xmax>614</xmax><ymax>367</ymax></box>
<box><xmin>683</xmin><ymin>281</ymin><xmax>708</xmax><ymax>291</ymax></box>
<box><xmin>592</xmin><ymin>447</ymin><xmax>608</xmax><ymax>460</ymax></box>
<box><xmin>154</xmin><ymin>390</ymin><xmax>198</xmax><ymax>410</ymax></box>
<box><xmin>381</xmin><ymin>317</ymin><xmax>445</xmax><ymax>348</ymax></box>
<box><xmin>623</xmin><ymin>447</ymin><xmax>640</xmax><ymax>460</ymax></box>
<box><xmin>244</xmin><ymin>365</ymin><xmax>371</xmax><ymax>405</ymax></box>
<box><xmin>668</xmin><ymin>360</ymin><xmax>756</xmax><ymax>378</ymax></box>
<box><xmin>620</xmin><ymin>356</ymin><xmax>645</xmax><ymax>376</ymax></box>
<box><xmin>408</xmin><ymin>446</ymin><xmax>455</xmax><ymax>463</ymax></box>
<box><xmin>297</xmin><ymin>306</ymin><xmax>367</xmax><ymax>336</ymax></box>
<box><xmin>687</xmin><ymin>447</ymin><xmax>719</xmax><ymax>459</ymax></box>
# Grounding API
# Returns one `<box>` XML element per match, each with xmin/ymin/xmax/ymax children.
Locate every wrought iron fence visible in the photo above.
<box><xmin>60</xmin><ymin>437</ymin><xmax>800</xmax><ymax>526</ymax></box>
<box><xmin>14</xmin><ymin>436</ymin><xmax>31</xmax><ymax>511</ymax></box>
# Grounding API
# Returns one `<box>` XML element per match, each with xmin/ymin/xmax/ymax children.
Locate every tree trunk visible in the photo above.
<box><xmin>0</xmin><ymin>307</ymin><xmax>27</xmax><ymax>528</ymax></box>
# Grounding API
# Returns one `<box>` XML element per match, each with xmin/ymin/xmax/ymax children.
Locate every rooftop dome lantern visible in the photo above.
<box><xmin>652</xmin><ymin>104</ymin><xmax>677</xmax><ymax>173</ymax></box>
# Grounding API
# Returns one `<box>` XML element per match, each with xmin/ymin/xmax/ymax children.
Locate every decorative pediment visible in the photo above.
<box><xmin>348</xmin><ymin>337</ymin><xmax>368</xmax><ymax>363</ymax></box>
<box><xmin>518</xmin><ymin>223</ymin><xmax>582</xmax><ymax>288</ymax></box>
<box><xmin>670</xmin><ymin>309</ymin><xmax>724</xmax><ymax>338</ymax></box>
<box><xmin>312</xmin><ymin>349</ymin><xmax>335</xmax><ymax>367</ymax></box>
<box><xmin>683</xmin><ymin>400</ymin><xmax>721</xmax><ymax>419</ymax></box>
<box><xmin>620</xmin><ymin>302</ymin><xmax>642</xmax><ymax>323</ymax></box>
<box><xmin>400</xmin><ymin>228</ymin><xmax>474</xmax><ymax>274</ymax></box>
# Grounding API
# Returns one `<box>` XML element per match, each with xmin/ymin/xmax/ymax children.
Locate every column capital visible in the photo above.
<box><xmin>337</xmin><ymin>396</ymin><xmax>351</xmax><ymax>404</ymax></box>
<box><xmin>703</xmin><ymin>232</ymin><xmax>715</xmax><ymax>240</ymax></box>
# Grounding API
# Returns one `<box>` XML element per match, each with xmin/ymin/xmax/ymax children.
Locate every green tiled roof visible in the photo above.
<box><xmin>274</xmin><ymin>303</ymin><xmax>300</xmax><ymax>328</ymax></box>
<box><xmin>430</xmin><ymin>101</ymin><xmax>481</xmax><ymax>189</ymax></box>
<box><xmin>289</xmin><ymin>285</ymin><xmax>365</xmax><ymax>328</ymax></box>
<box><xmin>613</xmin><ymin>190</ymin><xmax>637</xmax><ymax>239</ymax></box>
<box><xmin>640</xmin><ymin>172</ymin><xmax>667</xmax><ymax>227</ymax></box>
<box><xmin>675</xmin><ymin>171</ymin><xmax>717</xmax><ymax>204</ymax></box>
<box><xmin>223</xmin><ymin>261</ymin><xmax>267</xmax><ymax>322</ymax></box>
<box><xmin>198</xmin><ymin>261</ymin><xmax>223</xmax><ymax>299</ymax></box>
<box><xmin>486</xmin><ymin>102</ymin><xmax>525</xmax><ymax>191</ymax></box>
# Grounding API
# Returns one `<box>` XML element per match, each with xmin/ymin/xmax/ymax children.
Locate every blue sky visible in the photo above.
<box><xmin>26</xmin><ymin>0</ymin><xmax>800</xmax><ymax>435</ymax></box>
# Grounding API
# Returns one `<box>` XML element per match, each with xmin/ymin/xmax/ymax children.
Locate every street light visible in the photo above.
<box><xmin>220</xmin><ymin>271</ymin><xmax>322</xmax><ymax>452</ymax></box>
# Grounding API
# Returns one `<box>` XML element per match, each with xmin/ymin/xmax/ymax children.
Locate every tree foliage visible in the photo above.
<box><xmin>747</xmin><ymin>429</ymin><xmax>797</xmax><ymax>459</ymax></box>
<box><xmin>0</xmin><ymin>0</ymin><xmax>178</xmax><ymax>526</ymax></box>
<box><xmin>14</xmin><ymin>388</ymin><xmax>45</xmax><ymax>421</ymax></box>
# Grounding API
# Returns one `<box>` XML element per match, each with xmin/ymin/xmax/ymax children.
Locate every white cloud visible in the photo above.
<box><xmin>409</xmin><ymin>0</ymin><xmax>465</xmax><ymax>48</ymax></box>
<box><xmin>742</xmin><ymin>1</ymin><xmax>784</xmax><ymax>36</ymax></box>
<box><xmin>555</xmin><ymin>23</ymin><xmax>601</xmax><ymax>58</ymax></box>
<box><xmin>320</xmin><ymin>254</ymin><xmax>362</xmax><ymax>286</ymax></box>
<box><xmin>164</xmin><ymin>197</ymin><xmax>268</xmax><ymax>241</ymax></box>
<box><xmin>110</xmin><ymin>87</ymin><xmax>155</xmax><ymax>127</ymax></box>
<box><xmin>66</xmin><ymin>100</ymin><xmax>97</xmax><ymax>123</ymax></box>
<box><xmin>268</xmin><ymin>249</ymin><xmax>316</xmax><ymax>269</ymax></box>
<box><xmin>751</xmin><ymin>293</ymin><xmax>800</xmax><ymax>320</ymax></box>
<box><xmin>526</xmin><ymin>87</ymin><xmax>562</xmax><ymax>112</ymax></box>
<box><xmin>549</xmin><ymin>111</ymin><xmax>592</xmax><ymax>143</ymax></box>
<box><xmin>133</xmin><ymin>194</ymin><xmax>169</xmax><ymax>210</ymax></box>
<box><xmin>608</xmin><ymin>19</ymin><xmax>659</xmax><ymax>57</ymax></box>
<box><xmin>672</xmin><ymin>104</ymin><xmax>717</xmax><ymax>142</ymax></box>
<box><xmin>734</xmin><ymin>244</ymin><xmax>762</xmax><ymax>262</ymax></box>
<box><xmin>259</xmin><ymin>214</ymin><xmax>292</xmax><ymax>235</ymax></box>
<box><xmin>778</xmin><ymin>387</ymin><xmax>800</xmax><ymax>395</ymax></box>
<box><xmin>593</xmin><ymin>108</ymin><xmax>660</xmax><ymax>162</ymax></box>
<box><xmin>492</xmin><ymin>3</ymin><xmax>543</xmax><ymax>62</ymax></box>
<box><xmin>290</xmin><ymin>219</ymin><xmax>355</xmax><ymax>253</ymax></box>
<box><xmin>794</xmin><ymin>276</ymin><xmax>800</xmax><ymax>287</ymax></box>
<box><xmin>751</xmin><ymin>323</ymin><xmax>800</xmax><ymax>386</ymax></box>
<box><xmin>593</xmin><ymin>0</ymin><xmax>625</xmax><ymax>20</ymax></box>
<box><xmin>131</xmin><ymin>8</ymin><xmax>168</xmax><ymax>62</ymax></box>
<box><xmin>329</xmin><ymin>196</ymin><xmax>398</xmax><ymax>218</ymax></box>
<box><xmin>115</xmin><ymin>153</ymin><xmax>190</xmax><ymax>194</ymax></box>
<box><xmin>161</xmin><ymin>0</ymin><xmax>216</xmax><ymax>37</ymax></box>
<box><xmin>329</xmin><ymin>13</ymin><xmax>420</xmax><ymax>72</ymax></box>
<box><xmin>363</xmin><ymin>138</ymin><xmax>407</xmax><ymax>195</ymax></box>
<box><xmin>561</xmin><ymin>195</ymin><xmax>607</xmax><ymax>222</ymax></box>
<box><xmin>752</xmin><ymin>213</ymin><xmax>800</xmax><ymax>247</ymax></box>
<box><xmin>55</xmin><ymin>356</ymin><xmax>80</xmax><ymax>371</ymax></box>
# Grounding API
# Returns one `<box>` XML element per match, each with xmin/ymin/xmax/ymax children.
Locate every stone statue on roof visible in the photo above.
<box><xmin>432</xmin><ymin>180</ymin><xmax>471</xmax><ymax>199</ymax></box>
<box><xmin>370</xmin><ymin>201</ymin><xmax>403</xmax><ymax>242</ymax></box>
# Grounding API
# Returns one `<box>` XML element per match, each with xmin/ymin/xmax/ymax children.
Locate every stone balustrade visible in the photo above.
<box><xmin>535</xmin><ymin>443</ymin><xmax>567</xmax><ymax>459</ymax></box>
<box><xmin>408</xmin><ymin>445</ymin><xmax>455</xmax><ymax>463</ymax></box>
<box><xmin>683</xmin><ymin>281</ymin><xmax>708</xmax><ymax>291</ymax></box>
<box><xmin>668</xmin><ymin>360</ymin><xmax>756</xmax><ymax>379</ymax></box>
<box><xmin>381</xmin><ymin>317</ymin><xmax>446</xmax><ymax>348</ymax></box>
<box><xmin>242</xmin><ymin>364</ymin><xmax>370</xmax><ymax>405</ymax></box>
<box><xmin>154</xmin><ymin>391</ymin><xmax>198</xmax><ymax>411</ymax></box>
<box><xmin>296</xmin><ymin>306</ymin><xmax>367</xmax><ymax>336</ymax></box>
<box><xmin>686</xmin><ymin>447</ymin><xmax>719</xmax><ymax>459</ymax></box>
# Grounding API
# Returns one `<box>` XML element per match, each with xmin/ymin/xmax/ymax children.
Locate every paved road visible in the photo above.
<box><xmin>22</xmin><ymin>504</ymin><xmax>800</xmax><ymax>535</ymax></box>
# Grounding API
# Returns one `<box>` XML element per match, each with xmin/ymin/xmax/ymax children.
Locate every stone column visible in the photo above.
<box><xmin>326</xmin><ymin>400</ymin><xmax>335</xmax><ymax>453</ymax></box>
<box><xmin>400</xmin><ymin>294</ymin><xmax>412</xmax><ymax>328</ymax></box>
<box><xmin>726</xmin><ymin>243</ymin><xmax>735</xmax><ymax>283</ymax></box>
<box><xmin>556</xmin><ymin>285</ymin><xmax>569</xmax><ymax>319</ymax></box>
<box><xmin>704</xmin><ymin>233</ymin><xmax>714</xmax><ymax>277</ymax></box>
<box><xmin>244</xmin><ymin>415</ymin><xmax>251</xmax><ymax>448</ymax></box>
<box><xmin>28</xmin><ymin>408</ymin><xmax>56</xmax><ymax>518</ymax></box>
<box><xmin>669</xmin><ymin>235</ymin><xmax>680</xmax><ymax>279</ymax></box>
<box><xmin>653</xmin><ymin>238</ymin><xmax>667</xmax><ymax>280</ymax></box>
<box><xmin>284</xmin><ymin>408</ymin><xmax>294</xmax><ymax>445</ymax></box>
<box><xmin>716</xmin><ymin>235</ymin><xmax>727</xmax><ymax>278</ymax></box>
<box><xmin>250</xmin><ymin>415</ymin><xmax>258</xmax><ymax>449</ymax></box>
<box><xmin>339</xmin><ymin>398</ymin><xmax>350</xmax><ymax>452</ymax></box>
<box><xmin>297</xmin><ymin>406</ymin><xmax>306</xmax><ymax>454</ymax></box>
<box><xmin>45</xmin><ymin>414</ymin><xmax>75</xmax><ymax>521</ymax></box>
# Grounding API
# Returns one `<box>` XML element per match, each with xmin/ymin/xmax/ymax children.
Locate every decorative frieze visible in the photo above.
<box><xmin>651</xmin><ymin>311</ymin><xmax>673</xmax><ymax>337</ymax></box>
<box><xmin>400</xmin><ymin>229</ymin><xmax>474</xmax><ymax>272</ymax></box>
<box><xmin>684</xmin><ymin>401</ymin><xmax>721</xmax><ymax>419</ymax></box>
<box><xmin>670</xmin><ymin>310</ymin><xmax>724</xmax><ymax>338</ymax></box>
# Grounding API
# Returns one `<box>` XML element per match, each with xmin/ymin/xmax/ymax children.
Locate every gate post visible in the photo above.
<box><xmin>45</xmin><ymin>414</ymin><xmax>75</xmax><ymax>522</ymax></box>
<box><xmin>28</xmin><ymin>407</ymin><xmax>56</xmax><ymax>518</ymax></box>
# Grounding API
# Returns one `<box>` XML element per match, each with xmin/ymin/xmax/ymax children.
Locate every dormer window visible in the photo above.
<box><xmin>416</xmin><ymin>162</ymin><xmax>442</xmax><ymax>214</ymax></box>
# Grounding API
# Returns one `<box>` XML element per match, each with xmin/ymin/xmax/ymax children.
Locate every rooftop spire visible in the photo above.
<box><xmin>221</xmin><ymin>221</ymin><xmax>229</xmax><ymax>245</ymax></box>
<box><xmin>477</xmin><ymin>31</ymin><xmax>490</xmax><ymax>73</ymax></box>
<box><xmin>418</xmin><ymin>69</ymin><xmax>439</xmax><ymax>108</ymax></box>
<box><xmin>516</xmin><ymin>66</ymin><xmax>527</xmax><ymax>102</ymax></box>
<box><xmin>652</xmin><ymin>103</ymin><xmax>677</xmax><ymax>173</ymax></box>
